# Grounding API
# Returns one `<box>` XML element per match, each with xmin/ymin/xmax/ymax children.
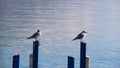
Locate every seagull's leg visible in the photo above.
<box><xmin>35</xmin><ymin>38</ymin><xmax>37</xmax><ymax>41</ymax></box>
<box><xmin>80</xmin><ymin>39</ymin><xmax>83</xmax><ymax>42</ymax></box>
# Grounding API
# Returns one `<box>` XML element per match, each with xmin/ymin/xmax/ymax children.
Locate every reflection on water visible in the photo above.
<box><xmin>0</xmin><ymin>0</ymin><xmax>120</xmax><ymax>68</ymax></box>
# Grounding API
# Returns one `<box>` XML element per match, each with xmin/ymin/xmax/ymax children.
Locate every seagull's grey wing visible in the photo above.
<box><xmin>72</xmin><ymin>33</ymin><xmax>83</xmax><ymax>40</ymax></box>
<box><xmin>27</xmin><ymin>32</ymin><xmax>38</xmax><ymax>39</ymax></box>
<box><xmin>77</xmin><ymin>33</ymin><xmax>84</xmax><ymax>39</ymax></box>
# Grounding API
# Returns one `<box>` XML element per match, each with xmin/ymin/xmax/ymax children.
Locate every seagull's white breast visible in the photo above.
<box><xmin>39</xmin><ymin>31</ymin><xmax>42</xmax><ymax>35</ymax></box>
<box><xmin>83</xmin><ymin>33</ymin><xmax>87</xmax><ymax>38</ymax></box>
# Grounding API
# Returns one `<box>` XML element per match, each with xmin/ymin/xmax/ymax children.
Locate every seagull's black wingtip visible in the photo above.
<box><xmin>72</xmin><ymin>38</ymin><xmax>76</xmax><ymax>41</ymax></box>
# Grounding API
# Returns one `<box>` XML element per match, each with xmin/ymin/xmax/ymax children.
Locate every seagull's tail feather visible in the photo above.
<box><xmin>27</xmin><ymin>37</ymin><xmax>32</xmax><ymax>39</ymax></box>
<box><xmin>72</xmin><ymin>38</ymin><xmax>77</xmax><ymax>41</ymax></box>
<box><xmin>72</xmin><ymin>39</ymin><xmax>75</xmax><ymax>41</ymax></box>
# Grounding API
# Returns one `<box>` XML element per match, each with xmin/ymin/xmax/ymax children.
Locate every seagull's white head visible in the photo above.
<box><xmin>38</xmin><ymin>30</ymin><xmax>42</xmax><ymax>35</ymax></box>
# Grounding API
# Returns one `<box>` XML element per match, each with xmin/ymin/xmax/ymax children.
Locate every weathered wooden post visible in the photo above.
<box><xmin>68</xmin><ymin>56</ymin><xmax>74</xmax><ymax>68</ymax></box>
<box><xmin>80</xmin><ymin>42</ymin><xmax>86</xmax><ymax>68</ymax></box>
<box><xmin>86</xmin><ymin>56</ymin><xmax>90</xmax><ymax>68</ymax></box>
<box><xmin>33</xmin><ymin>40</ymin><xmax>39</xmax><ymax>68</ymax></box>
<box><xmin>12</xmin><ymin>55</ymin><xmax>20</xmax><ymax>68</ymax></box>
<box><xmin>29</xmin><ymin>54</ymin><xmax>33</xmax><ymax>68</ymax></box>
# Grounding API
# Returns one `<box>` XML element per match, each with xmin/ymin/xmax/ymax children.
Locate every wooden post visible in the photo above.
<box><xmin>33</xmin><ymin>40</ymin><xmax>39</xmax><ymax>68</ymax></box>
<box><xmin>80</xmin><ymin>42</ymin><xmax>86</xmax><ymax>68</ymax></box>
<box><xmin>29</xmin><ymin>54</ymin><xmax>33</xmax><ymax>68</ymax></box>
<box><xmin>12</xmin><ymin>55</ymin><xmax>20</xmax><ymax>68</ymax></box>
<box><xmin>68</xmin><ymin>56</ymin><xmax>74</xmax><ymax>68</ymax></box>
<box><xmin>86</xmin><ymin>56</ymin><xmax>90</xmax><ymax>68</ymax></box>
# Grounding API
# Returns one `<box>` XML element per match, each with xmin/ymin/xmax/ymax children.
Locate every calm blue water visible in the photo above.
<box><xmin>0</xmin><ymin>0</ymin><xmax>120</xmax><ymax>68</ymax></box>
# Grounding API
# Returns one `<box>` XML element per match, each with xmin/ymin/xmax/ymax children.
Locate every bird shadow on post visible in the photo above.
<box><xmin>29</xmin><ymin>54</ymin><xmax>33</xmax><ymax>68</ymax></box>
<box><xmin>33</xmin><ymin>40</ymin><xmax>39</xmax><ymax>68</ymax></box>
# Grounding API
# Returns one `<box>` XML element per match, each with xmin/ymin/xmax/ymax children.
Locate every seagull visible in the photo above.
<box><xmin>27</xmin><ymin>30</ymin><xmax>41</xmax><ymax>40</ymax></box>
<box><xmin>72</xmin><ymin>31</ymin><xmax>87</xmax><ymax>41</ymax></box>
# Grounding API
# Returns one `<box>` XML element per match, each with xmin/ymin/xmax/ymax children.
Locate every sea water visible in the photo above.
<box><xmin>0</xmin><ymin>0</ymin><xmax>120</xmax><ymax>68</ymax></box>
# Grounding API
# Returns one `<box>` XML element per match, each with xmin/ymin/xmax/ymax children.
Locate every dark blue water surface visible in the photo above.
<box><xmin>0</xmin><ymin>0</ymin><xmax>120</xmax><ymax>68</ymax></box>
